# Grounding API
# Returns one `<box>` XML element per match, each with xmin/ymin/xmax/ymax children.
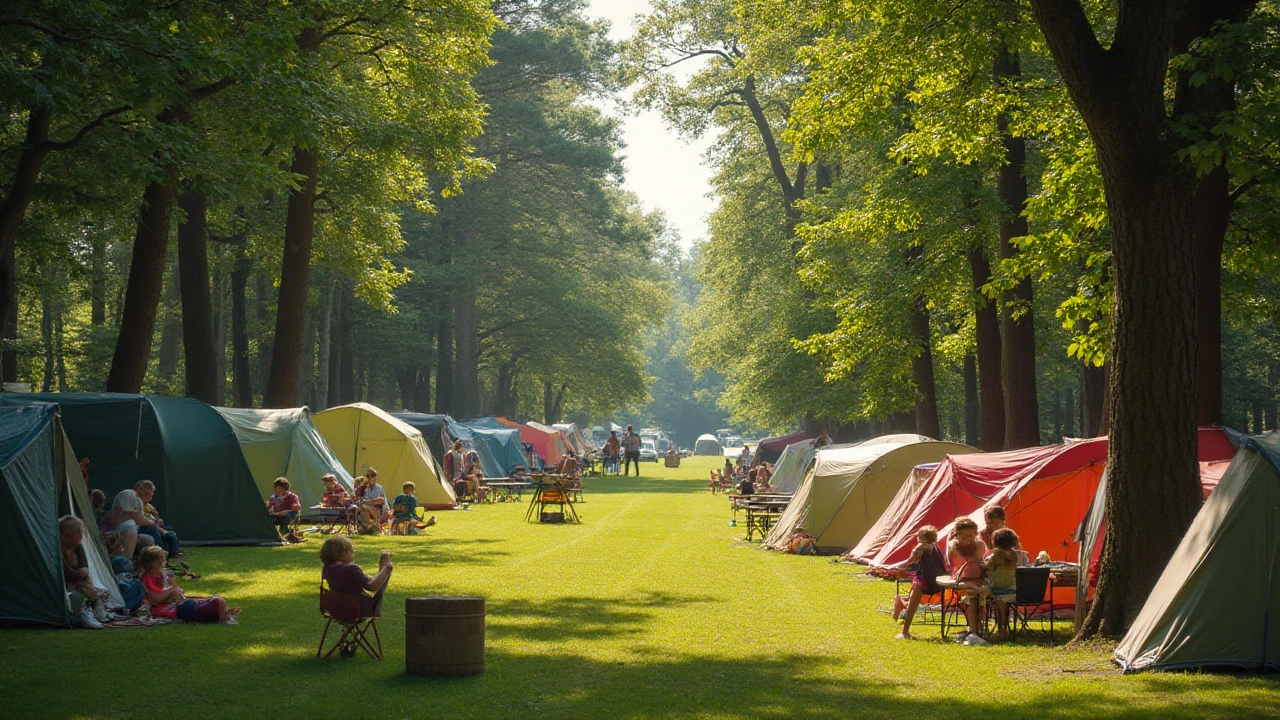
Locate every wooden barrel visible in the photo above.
<box><xmin>405</xmin><ymin>596</ymin><xmax>485</xmax><ymax>676</ymax></box>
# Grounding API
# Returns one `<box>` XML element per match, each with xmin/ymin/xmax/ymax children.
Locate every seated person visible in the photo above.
<box><xmin>355</xmin><ymin>469</ymin><xmax>388</xmax><ymax>533</ymax></box>
<box><xmin>391</xmin><ymin>482</ymin><xmax>435</xmax><ymax>534</ymax></box>
<box><xmin>947</xmin><ymin>516</ymin><xmax>989</xmax><ymax>639</ymax></box>
<box><xmin>320</xmin><ymin>474</ymin><xmax>350</xmax><ymax>507</ymax></box>
<box><xmin>139</xmin><ymin>546</ymin><xmax>236</xmax><ymax>623</ymax></box>
<box><xmin>60</xmin><ymin>515</ymin><xmax>111</xmax><ymax>629</ymax></box>
<box><xmin>100</xmin><ymin>489</ymin><xmax>156</xmax><ymax>560</ymax></box>
<box><xmin>723</xmin><ymin>459</ymin><xmax>736</xmax><ymax>484</ymax></box>
<box><xmin>737</xmin><ymin>473</ymin><xmax>754</xmax><ymax>497</ymax></box>
<box><xmin>265</xmin><ymin>477</ymin><xmax>303</xmax><ymax>543</ymax></box>
<box><xmin>472</xmin><ymin>469</ymin><xmax>491</xmax><ymax>503</ymax></box>
<box><xmin>135</xmin><ymin>480</ymin><xmax>181</xmax><ymax>560</ymax></box>
<box><xmin>983</xmin><ymin>528</ymin><xmax>1021</xmax><ymax>641</ymax></box>
<box><xmin>89</xmin><ymin>489</ymin><xmax>107</xmax><ymax>527</ymax></box>
<box><xmin>320</xmin><ymin>536</ymin><xmax>393</xmax><ymax>616</ymax></box>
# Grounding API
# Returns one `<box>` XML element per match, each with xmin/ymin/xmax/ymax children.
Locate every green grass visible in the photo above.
<box><xmin>5</xmin><ymin>456</ymin><xmax>1279</xmax><ymax>719</ymax></box>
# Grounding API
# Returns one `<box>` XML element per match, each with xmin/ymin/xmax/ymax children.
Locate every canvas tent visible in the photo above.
<box><xmin>847</xmin><ymin>462</ymin><xmax>941</xmax><ymax>561</ymax></box>
<box><xmin>390</xmin><ymin>412</ymin><xmax>453</xmax><ymax>464</ymax></box>
<box><xmin>216</xmin><ymin>407</ymin><xmax>353</xmax><ymax>508</ymax></box>
<box><xmin>858</xmin><ymin>439</ymin><xmax>1108</xmax><ymax>569</ymax></box>
<box><xmin>0</xmin><ymin>393</ymin><xmax>276</xmax><ymax>545</ymax></box>
<box><xmin>1113</xmin><ymin>433</ymin><xmax>1280</xmax><ymax>672</ymax></box>
<box><xmin>553</xmin><ymin>423</ymin><xmax>594</xmax><ymax>456</ymax></box>
<box><xmin>765</xmin><ymin>438</ymin><xmax>976</xmax><ymax>553</ymax></box>
<box><xmin>395</xmin><ymin>413</ymin><xmax>526</xmax><ymax>478</ymax></box>
<box><xmin>0</xmin><ymin>403</ymin><xmax>123</xmax><ymax>626</ymax></box>
<box><xmin>694</xmin><ymin>434</ymin><xmax>721</xmax><ymax>456</ymax></box>
<box><xmin>751</xmin><ymin>431</ymin><xmax>811</xmax><ymax>467</ymax></box>
<box><xmin>313</xmin><ymin>403</ymin><xmax>454</xmax><ymax>508</ymax></box>
<box><xmin>498</xmin><ymin>419</ymin><xmax>567</xmax><ymax>466</ymax></box>
<box><xmin>767</xmin><ymin>440</ymin><xmax>819</xmax><ymax>495</ymax></box>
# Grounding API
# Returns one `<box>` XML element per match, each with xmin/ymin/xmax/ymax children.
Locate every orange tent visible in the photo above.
<box><xmin>497</xmin><ymin>418</ymin><xmax>567</xmax><ymax>467</ymax></box>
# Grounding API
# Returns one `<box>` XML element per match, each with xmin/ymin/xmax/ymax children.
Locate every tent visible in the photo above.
<box><xmin>553</xmin><ymin>423</ymin><xmax>595</xmax><ymax>456</ymax></box>
<box><xmin>0</xmin><ymin>393</ymin><xmax>276</xmax><ymax>545</ymax></box>
<box><xmin>216</xmin><ymin>407</ymin><xmax>353</xmax><ymax>508</ymax></box>
<box><xmin>1114</xmin><ymin>433</ymin><xmax>1280</xmax><ymax>672</ymax></box>
<box><xmin>694</xmin><ymin>434</ymin><xmax>721</xmax><ymax>456</ymax></box>
<box><xmin>498</xmin><ymin>419</ymin><xmax>567</xmax><ymax>466</ymax></box>
<box><xmin>858</xmin><ymin>439</ymin><xmax>1108</xmax><ymax>569</ymax></box>
<box><xmin>766</xmin><ymin>439</ymin><xmax>818</xmax><ymax>495</ymax></box>
<box><xmin>528</xmin><ymin>421</ymin><xmax>573</xmax><ymax>460</ymax></box>
<box><xmin>0</xmin><ymin>403</ymin><xmax>123</xmax><ymax>626</ymax></box>
<box><xmin>395</xmin><ymin>413</ymin><xmax>526</xmax><ymax>478</ymax></box>
<box><xmin>848</xmin><ymin>462</ymin><xmax>941</xmax><ymax>562</ymax></box>
<box><xmin>765</xmin><ymin>438</ymin><xmax>976</xmax><ymax>553</ymax></box>
<box><xmin>751</xmin><ymin>431</ymin><xmax>811</xmax><ymax>467</ymax></box>
<box><xmin>313</xmin><ymin>403</ymin><xmax>454</xmax><ymax>508</ymax></box>
<box><xmin>389</xmin><ymin>412</ymin><xmax>453</xmax><ymax>463</ymax></box>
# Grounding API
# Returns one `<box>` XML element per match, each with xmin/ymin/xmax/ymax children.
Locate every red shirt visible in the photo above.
<box><xmin>322</xmin><ymin>488</ymin><xmax>349</xmax><ymax>507</ymax></box>
<box><xmin>267</xmin><ymin>491</ymin><xmax>301</xmax><ymax>514</ymax></box>
<box><xmin>142</xmin><ymin>572</ymin><xmax>179</xmax><ymax>618</ymax></box>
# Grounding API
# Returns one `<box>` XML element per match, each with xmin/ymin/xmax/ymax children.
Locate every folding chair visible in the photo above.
<box><xmin>1008</xmin><ymin>567</ymin><xmax>1054</xmax><ymax>642</ymax></box>
<box><xmin>317</xmin><ymin>579</ymin><xmax>384</xmax><ymax>660</ymax></box>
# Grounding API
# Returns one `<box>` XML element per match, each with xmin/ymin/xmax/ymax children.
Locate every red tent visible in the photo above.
<box><xmin>750</xmin><ymin>431</ymin><xmax>812</xmax><ymax>467</ymax></box>
<box><xmin>497</xmin><ymin>418</ymin><xmax>566</xmax><ymax>467</ymax></box>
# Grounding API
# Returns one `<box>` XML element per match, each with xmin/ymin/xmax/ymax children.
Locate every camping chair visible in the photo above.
<box><xmin>317</xmin><ymin>579</ymin><xmax>384</xmax><ymax>660</ymax></box>
<box><xmin>1008</xmin><ymin>567</ymin><xmax>1055</xmax><ymax>642</ymax></box>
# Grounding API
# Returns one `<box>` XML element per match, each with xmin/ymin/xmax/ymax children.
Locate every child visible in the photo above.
<box><xmin>321</xmin><ymin>474</ymin><xmax>350</xmax><ymax>507</ymax></box>
<box><xmin>138</xmin><ymin>546</ymin><xmax>236</xmax><ymax>623</ymax></box>
<box><xmin>89</xmin><ymin>489</ymin><xmax>107</xmax><ymax>527</ymax></box>
<box><xmin>265</xmin><ymin>477</ymin><xmax>303</xmax><ymax>543</ymax></box>
<box><xmin>60</xmin><ymin>516</ymin><xmax>111</xmax><ymax>629</ymax></box>
<box><xmin>320</xmin><ymin>536</ymin><xmax>393</xmax><ymax>617</ymax></box>
<box><xmin>896</xmin><ymin>525</ymin><xmax>946</xmax><ymax>639</ymax></box>
<box><xmin>391</xmin><ymin>482</ymin><xmax>435</xmax><ymax>535</ymax></box>
<box><xmin>947</xmin><ymin>516</ymin><xmax>988</xmax><ymax>640</ymax></box>
<box><xmin>984</xmin><ymin>527</ymin><xmax>1021</xmax><ymax>641</ymax></box>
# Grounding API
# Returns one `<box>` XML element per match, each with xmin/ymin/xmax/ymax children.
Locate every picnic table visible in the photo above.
<box><xmin>741</xmin><ymin>496</ymin><xmax>789</xmax><ymax>541</ymax></box>
<box><xmin>934</xmin><ymin>564</ymin><xmax>1080</xmax><ymax>642</ymax></box>
<box><xmin>486</xmin><ymin>481</ymin><xmax>531</xmax><ymax>502</ymax></box>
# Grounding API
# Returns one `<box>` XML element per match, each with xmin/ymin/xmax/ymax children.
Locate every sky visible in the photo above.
<box><xmin>585</xmin><ymin>0</ymin><xmax>717</xmax><ymax>249</ymax></box>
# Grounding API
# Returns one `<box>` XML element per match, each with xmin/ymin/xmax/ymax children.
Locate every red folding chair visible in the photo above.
<box><xmin>317</xmin><ymin>579</ymin><xmax>384</xmax><ymax>660</ymax></box>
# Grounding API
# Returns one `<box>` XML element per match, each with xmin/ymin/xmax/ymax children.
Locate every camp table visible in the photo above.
<box><xmin>742</xmin><ymin>497</ymin><xmax>789</xmax><ymax>541</ymax></box>
<box><xmin>486</xmin><ymin>481</ymin><xmax>531</xmax><ymax>502</ymax></box>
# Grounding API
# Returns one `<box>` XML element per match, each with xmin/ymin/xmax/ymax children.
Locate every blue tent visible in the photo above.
<box><xmin>395</xmin><ymin>414</ymin><xmax>527</xmax><ymax>477</ymax></box>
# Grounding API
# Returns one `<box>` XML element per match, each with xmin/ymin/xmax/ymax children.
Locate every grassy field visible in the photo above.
<box><xmin>4</xmin><ymin>455</ymin><xmax>1279</xmax><ymax>719</ymax></box>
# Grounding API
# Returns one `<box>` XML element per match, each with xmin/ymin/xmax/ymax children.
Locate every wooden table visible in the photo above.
<box><xmin>742</xmin><ymin>497</ymin><xmax>789</xmax><ymax>541</ymax></box>
<box><xmin>485</xmin><ymin>481</ymin><xmax>530</xmax><ymax>502</ymax></box>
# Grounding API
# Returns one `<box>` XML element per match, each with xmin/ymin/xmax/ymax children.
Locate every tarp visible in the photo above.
<box><xmin>0</xmin><ymin>403</ymin><xmax>122</xmax><ymax>626</ymax></box>
<box><xmin>216</xmin><ymin>407</ymin><xmax>353</xmax><ymax>508</ymax></box>
<box><xmin>767</xmin><ymin>439</ymin><xmax>818</xmax><ymax>494</ymax></box>
<box><xmin>859</xmin><ymin>439</ymin><xmax>1109</xmax><ymax>569</ymax></box>
<box><xmin>750</xmin><ymin>431</ymin><xmax>811</xmax><ymax>467</ymax></box>
<box><xmin>528</xmin><ymin>421</ymin><xmax>573</xmax><ymax>461</ymax></box>
<box><xmin>694</xmin><ymin>434</ymin><xmax>721</xmax><ymax>456</ymax></box>
<box><xmin>313</xmin><ymin>403</ymin><xmax>454</xmax><ymax>508</ymax></box>
<box><xmin>765</xmin><ymin>438</ymin><xmax>977</xmax><ymax>553</ymax></box>
<box><xmin>553</xmin><ymin>423</ymin><xmax>594</xmax><ymax>456</ymax></box>
<box><xmin>396</xmin><ymin>413</ymin><xmax>526</xmax><ymax>478</ymax></box>
<box><xmin>0</xmin><ymin>393</ymin><xmax>276</xmax><ymax>545</ymax></box>
<box><xmin>1114</xmin><ymin>433</ymin><xmax>1280</xmax><ymax>672</ymax></box>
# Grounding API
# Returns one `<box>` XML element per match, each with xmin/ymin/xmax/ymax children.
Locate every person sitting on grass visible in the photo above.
<box><xmin>100</xmin><ymin>489</ymin><xmax>156</xmax><ymax>561</ymax></box>
<box><xmin>134</xmin><ymin>480</ymin><xmax>182</xmax><ymax>562</ymax></box>
<box><xmin>947</xmin><ymin>516</ymin><xmax>988</xmax><ymax>643</ymax></box>
<box><xmin>320</xmin><ymin>536</ymin><xmax>393</xmax><ymax>617</ymax></box>
<box><xmin>895</xmin><ymin>525</ymin><xmax>946</xmax><ymax>639</ymax></box>
<box><xmin>266</xmin><ymin>478</ymin><xmax>303</xmax><ymax>543</ymax></box>
<box><xmin>60</xmin><ymin>516</ymin><xmax>111</xmax><ymax>630</ymax></box>
<box><xmin>139</xmin><ymin>546</ymin><xmax>236</xmax><ymax>623</ymax></box>
<box><xmin>391</xmin><ymin>482</ymin><xmax>436</xmax><ymax>535</ymax></box>
<box><xmin>984</xmin><ymin>527</ymin><xmax>1021</xmax><ymax>642</ymax></box>
<box><xmin>472</xmin><ymin>469</ymin><xmax>491</xmax><ymax>503</ymax></box>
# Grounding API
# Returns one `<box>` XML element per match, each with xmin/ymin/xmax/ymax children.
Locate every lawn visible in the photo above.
<box><xmin>4</xmin><ymin>456</ymin><xmax>1279</xmax><ymax>719</ymax></box>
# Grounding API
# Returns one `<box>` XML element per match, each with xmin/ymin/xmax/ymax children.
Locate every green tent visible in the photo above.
<box><xmin>0</xmin><ymin>402</ymin><xmax>122</xmax><ymax>626</ymax></box>
<box><xmin>1115</xmin><ymin>433</ymin><xmax>1280</xmax><ymax>672</ymax></box>
<box><xmin>0</xmin><ymin>394</ymin><xmax>276</xmax><ymax>545</ymax></box>
<box><xmin>216</xmin><ymin>407</ymin><xmax>354</xmax><ymax>508</ymax></box>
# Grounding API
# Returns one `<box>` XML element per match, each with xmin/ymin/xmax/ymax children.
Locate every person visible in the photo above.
<box><xmin>815</xmin><ymin>430</ymin><xmax>832</xmax><ymax>449</ymax></box>
<box><xmin>947</xmin><ymin>516</ymin><xmax>988</xmax><ymax>641</ymax></box>
<box><xmin>603</xmin><ymin>431</ymin><xmax>621</xmax><ymax>475</ymax></box>
<box><xmin>754</xmin><ymin>464</ymin><xmax>773</xmax><ymax>492</ymax></box>
<box><xmin>355</xmin><ymin>468</ymin><xmax>387</xmax><ymax>534</ymax></box>
<box><xmin>980</xmin><ymin>505</ymin><xmax>1013</xmax><ymax>551</ymax></box>
<box><xmin>391</xmin><ymin>482</ymin><xmax>435</xmax><ymax>534</ymax></box>
<box><xmin>139</xmin><ymin>546</ymin><xmax>236</xmax><ymax>623</ymax></box>
<box><xmin>320</xmin><ymin>535</ymin><xmax>393</xmax><ymax>617</ymax></box>
<box><xmin>723</xmin><ymin>459</ymin><xmax>736</xmax><ymax>484</ymax></box>
<box><xmin>266</xmin><ymin>477</ymin><xmax>303</xmax><ymax>543</ymax></box>
<box><xmin>60</xmin><ymin>516</ymin><xmax>110</xmax><ymax>629</ymax></box>
<box><xmin>134</xmin><ymin>480</ymin><xmax>181</xmax><ymax>560</ymax></box>
<box><xmin>895</xmin><ymin>525</ymin><xmax>946</xmax><ymax>639</ymax></box>
<box><xmin>736</xmin><ymin>469</ymin><xmax>753</xmax><ymax>497</ymax></box>
<box><xmin>984</xmin><ymin>527</ymin><xmax>1021</xmax><ymax>641</ymax></box>
<box><xmin>320</xmin><ymin>474</ymin><xmax>350</xmax><ymax>508</ymax></box>
<box><xmin>89</xmin><ymin>489</ymin><xmax>107</xmax><ymax>526</ymax></box>
<box><xmin>443</xmin><ymin>440</ymin><xmax>468</xmax><ymax>487</ymax></box>
<box><xmin>621</xmin><ymin>425</ymin><xmax>642</xmax><ymax>477</ymax></box>
<box><xmin>738</xmin><ymin>444</ymin><xmax>752</xmax><ymax>468</ymax></box>
<box><xmin>472</xmin><ymin>468</ymin><xmax>491</xmax><ymax>503</ymax></box>
<box><xmin>100</xmin><ymin>489</ymin><xmax>156</xmax><ymax>560</ymax></box>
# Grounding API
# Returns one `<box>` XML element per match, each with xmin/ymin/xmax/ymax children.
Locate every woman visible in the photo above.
<box><xmin>603</xmin><ymin>431</ymin><xmax>621</xmax><ymax>475</ymax></box>
<box><xmin>100</xmin><ymin>489</ymin><xmax>156</xmax><ymax>559</ymax></box>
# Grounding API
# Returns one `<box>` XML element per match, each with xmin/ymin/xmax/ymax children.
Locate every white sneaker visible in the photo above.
<box><xmin>79</xmin><ymin>606</ymin><xmax>103</xmax><ymax>630</ymax></box>
<box><xmin>963</xmin><ymin>634</ymin><xmax>990</xmax><ymax>646</ymax></box>
<box><xmin>92</xmin><ymin>602</ymin><xmax>111</xmax><ymax>624</ymax></box>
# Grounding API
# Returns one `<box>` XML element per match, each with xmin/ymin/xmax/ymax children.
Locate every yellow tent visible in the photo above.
<box><xmin>765</xmin><ymin>437</ymin><xmax>977</xmax><ymax>553</ymax></box>
<box><xmin>312</xmin><ymin>403</ymin><xmax>455</xmax><ymax>509</ymax></box>
<box><xmin>215</xmin><ymin>407</ymin><xmax>353</xmax><ymax>509</ymax></box>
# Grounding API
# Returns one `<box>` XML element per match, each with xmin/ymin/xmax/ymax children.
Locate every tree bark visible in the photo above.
<box><xmin>969</xmin><ymin>247</ymin><xmax>1006</xmax><ymax>450</ymax></box>
<box><xmin>994</xmin><ymin>48</ymin><xmax>1040</xmax><ymax>449</ymax></box>
<box><xmin>177</xmin><ymin>188</ymin><xmax>218</xmax><ymax>403</ymax></box>
<box><xmin>963</xmin><ymin>354</ymin><xmax>979</xmax><ymax>447</ymax></box>
<box><xmin>454</xmin><ymin>293</ymin><xmax>480</xmax><ymax>418</ymax></box>
<box><xmin>265</xmin><ymin>146</ymin><xmax>319</xmax><ymax>408</ymax></box>
<box><xmin>414</xmin><ymin>363</ymin><xmax>432</xmax><ymax>413</ymax></box>
<box><xmin>909</xmin><ymin>297</ymin><xmax>941</xmax><ymax>440</ymax></box>
<box><xmin>435</xmin><ymin>313</ymin><xmax>454</xmax><ymax>414</ymax></box>
<box><xmin>0</xmin><ymin>107</ymin><xmax>52</xmax><ymax>385</ymax></box>
<box><xmin>230</xmin><ymin>251</ymin><xmax>253</xmax><ymax>407</ymax></box>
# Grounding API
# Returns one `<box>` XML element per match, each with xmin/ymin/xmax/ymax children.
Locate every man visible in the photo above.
<box><xmin>738</xmin><ymin>444</ymin><xmax>752</xmax><ymax>469</ymax></box>
<box><xmin>134</xmin><ymin>480</ymin><xmax>181</xmax><ymax>560</ymax></box>
<box><xmin>621</xmin><ymin>425</ymin><xmax>642</xmax><ymax>477</ymax></box>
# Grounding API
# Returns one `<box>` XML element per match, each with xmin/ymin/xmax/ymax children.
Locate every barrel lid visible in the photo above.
<box><xmin>405</xmin><ymin>596</ymin><xmax>485</xmax><ymax>612</ymax></box>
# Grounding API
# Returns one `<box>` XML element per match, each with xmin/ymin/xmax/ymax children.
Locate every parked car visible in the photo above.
<box><xmin>640</xmin><ymin>440</ymin><xmax>658</xmax><ymax>462</ymax></box>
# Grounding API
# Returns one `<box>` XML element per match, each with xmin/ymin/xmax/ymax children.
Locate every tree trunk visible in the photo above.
<box><xmin>211</xmin><ymin>262</ymin><xmax>227</xmax><ymax>403</ymax></box>
<box><xmin>54</xmin><ymin>305</ymin><xmax>67</xmax><ymax>391</ymax></box>
<box><xmin>315</xmin><ymin>275</ymin><xmax>334</xmax><ymax>410</ymax></box>
<box><xmin>495</xmin><ymin>356</ymin><xmax>517</xmax><ymax>418</ymax></box>
<box><xmin>230</xmin><ymin>252</ymin><xmax>253</xmax><ymax>408</ymax></box>
<box><xmin>177</xmin><ymin>188</ymin><xmax>218</xmax><ymax>404</ymax></box>
<box><xmin>155</xmin><ymin>257</ymin><xmax>183</xmax><ymax>387</ymax></box>
<box><xmin>414</xmin><ymin>364</ymin><xmax>432</xmax><ymax>413</ymax></box>
<box><xmin>3</xmin><ymin>296</ymin><xmax>16</xmax><ymax>384</ymax></box>
<box><xmin>299</xmin><ymin>305</ymin><xmax>316</xmax><ymax>407</ymax></box>
<box><xmin>909</xmin><ymin>297</ymin><xmax>941</xmax><ymax>440</ymax></box>
<box><xmin>107</xmin><ymin>168</ymin><xmax>180</xmax><ymax>393</ymax></box>
<box><xmin>0</xmin><ymin>108</ymin><xmax>52</xmax><ymax>386</ymax></box>
<box><xmin>265</xmin><ymin>146</ymin><xmax>318</xmax><ymax>408</ymax></box>
<box><xmin>543</xmin><ymin>381</ymin><xmax>554</xmax><ymax>425</ymax></box>
<box><xmin>435</xmin><ymin>313</ymin><xmax>454</xmax><ymax>414</ymax></box>
<box><xmin>969</xmin><ymin>247</ymin><xmax>1005</xmax><ymax>450</ymax></box>
<box><xmin>454</xmin><ymin>293</ymin><xmax>480</xmax><ymax>418</ymax></box>
<box><xmin>1268</xmin><ymin>362</ymin><xmax>1279</xmax><ymax>431</ymax></box>
<box><xmin>994</xmin><ymin>48</ymin><xmax>1040</xmax><ymax>449</ymax></box>
<box><xmin>963</xmin><ymin>354</ymin><xmax>979</xmax><ymax>447</ymax></box>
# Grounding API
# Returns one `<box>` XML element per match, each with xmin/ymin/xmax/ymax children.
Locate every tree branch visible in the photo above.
<box><xmin>0</xmin><ymin>16</ymin><xmax>82</xmax><ymax>43</ymax></box>
<box><xmin>1228</xmin><ymin>176</ymin><xmax>1259</xmax><ymax>203</ymax></box>
<box><xmin>41</xmin><ymin>105</ymin><xmax>131</xmax><ymax>151</ymax></box>
<box><xmin>660</xmin><ymin>48</ymin><xmax>735</xmax><ymax>69</ymax></box>
<box><xmin>1028</xmin><ymin>0</ymin><xmax>1108</xmax><ymax>104</ymax></box>
<box><xmin>189</xmin><ymin>76</ymin><xmax>236</xmax><ymax>103</ymax></box>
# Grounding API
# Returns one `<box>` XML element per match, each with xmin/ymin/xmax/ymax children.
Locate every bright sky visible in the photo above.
<box><xmin>585</xmin><ymin>0</ymin><xmax>716</xmax><ymax>249</ymax></box>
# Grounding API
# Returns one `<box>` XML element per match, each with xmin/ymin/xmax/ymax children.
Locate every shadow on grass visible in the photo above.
<box><xmin>585</xmin><ymin>477</ymin><xmax>709</xmax><ymax>495</ymax></box>
<box><xmin>487</xmin><ymin>591</ymin><xmax>719</xmax><ymax>643</ymax></box>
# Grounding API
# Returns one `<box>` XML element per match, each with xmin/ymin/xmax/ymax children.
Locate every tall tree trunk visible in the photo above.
<box><xmin>299</xmin><ymin>305</ymin><xmax>316</xmax><ymax>407</ymax></box>
<box><xmin>1082</xmin><ymin>358</ymin><xmax>1106</xmax><ymax>438</ymax></box>
<box><xmin>0</xmin><ymin>107</ymin><xmax>52</xmax><ymax>385</ymax></box>
<box><xmin>543</xmin><ymin>381</ymin><xmax>554</xmax><ymax>425</ymax></box>
<box><xmin>154</xmin><ymin>257</ymin><xmax>183</xmax><ymax>387</ymax></box>
<box><xmin>230</xmin><ymin>251</ymin><xmax>253</xmax><ymax>408</ymax></box>
<box><xmin>495</xmin><ymin>357</ymin><xmax>517</xmax><ymax>418</ymax></box>
<box><xmin>177</xmin><ymin>188</ymin><xmax>218</xmax><ymax>403</ymax></box>
<box><xmin>910</xmin><ymin>297</ymin><xmax>941</xmax><ymax>440</ymax></box>
<box><xmin>107</xmin><ymin>167</ymin><xmax>180</xmax><ymax>392</ymax></box>
<box><xmin>211</xmin><ymin>261</ymin><xmax>227</xmax><ymax>403</ymax></box>
<box><xmin>414</xmin><ymin>364</ymin><xmax>432</xmax><ymax>413</ymax></box>
<box><xmin>265</xmin><ymin>147</ymin><xmax>318</xmax><ymax>408</ymax></box>
<box><xmin>1268</xmin><ymin>362</ymin><xmax>1279</xmax><ymax>432</ymax></box>
<box><xmin>1193</xmin><ymin>166</ymin><xmax>1229</xmax><ymax>426</ymax></box>
<box><xmin>994</xmin><ymin>48</ymin><xmax>1040</xmax><ymax>449</ymax></box>
<box><xmin>54</xmin><ymin>305</ymin><xmax>67</xmax><ymax>391</ymax></box>
<box><xmin>315</xmin><ymin>275</ymin><xmax>334</xmax><ymax>410</ymax></box>
<box><xmin>454</xmin><ymin>293</ymin><xmax>480</xmax><ymax>418</ymax></box>
<box><xmin>964</xmin><ymin>354</ymin><xmax>979</xmax><ymax>447</ymax></box>
<box><xmin>435</xmin><ymin>314</ymin><xmax>454</xmax><ymax>414</ymax></box>
<box><xmin>969</xmin><ymin>247</ymin><xmax>1006</xmax><ymax>450</ymax></box>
